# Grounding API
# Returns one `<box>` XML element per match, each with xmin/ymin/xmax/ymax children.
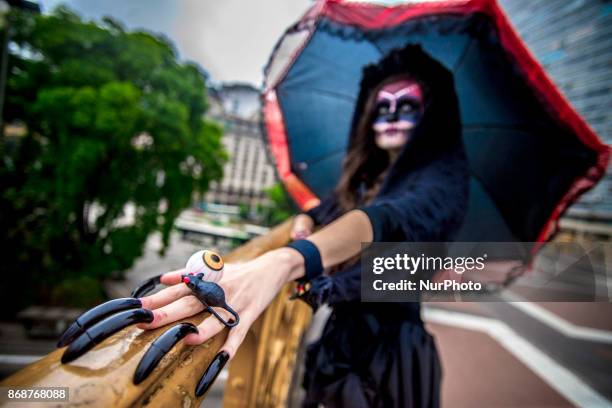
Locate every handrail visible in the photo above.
<box><xmin>0</xmin><ymin>218</ymin><xmax>312</xmax><ymax>407</ymax></box>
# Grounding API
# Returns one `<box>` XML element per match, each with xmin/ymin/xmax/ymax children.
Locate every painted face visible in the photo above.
<box><xmin>372</xmin><ymin>79</ymin><xmax>424</xmax><ymax>151</ymax></box>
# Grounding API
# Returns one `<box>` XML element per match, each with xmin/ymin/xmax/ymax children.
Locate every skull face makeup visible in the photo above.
<box><xmin>372</xmin><ymin>79</ymin><xmax>424</xmax><ymax>152</ymax></box>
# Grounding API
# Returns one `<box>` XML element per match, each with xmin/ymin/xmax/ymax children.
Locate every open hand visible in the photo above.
<box><xmin>139</xmin><ymin>248</ymin><xmax>304</xmax><ymax>358</ymax></box>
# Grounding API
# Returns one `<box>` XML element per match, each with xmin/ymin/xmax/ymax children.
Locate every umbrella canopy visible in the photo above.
<box><xmin>262</xmin><ymin>0</ymin><xmax>609</xmax><ymax>243</ymax></box>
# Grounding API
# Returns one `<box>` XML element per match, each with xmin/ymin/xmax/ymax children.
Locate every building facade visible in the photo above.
<box><xmin>205</xmin><ymin>84</ymin><xmax>278</xmax><ymax>209</ymax></box>
<box><xmin>499</xmin><ymin>0</ymin><xmax>611</xmax><ymax>238</ymax></box>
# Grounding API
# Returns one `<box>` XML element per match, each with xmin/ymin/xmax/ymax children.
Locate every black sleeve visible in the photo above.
<box><xmin>301</xmin><ymin>150</ymin><xmax>470</xmax><ymax>309</ymax></box>
<box><xmin>359</xmin><ymin>204</ymin><xmax>402</xmax><ymax>242</ymax></box>
<box><xmin>359</xmin><ymin>149</ymin><xmax>469</xmax><ymax>243</ymax></box>
<box><xmin>304</xmin><ymin>191</ymin><xmax>342</xmax><ymax>226</ymax></box>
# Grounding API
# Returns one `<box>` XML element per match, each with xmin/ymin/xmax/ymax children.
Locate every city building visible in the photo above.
<box><xmin>500</xmin><ymin>0</ymin><xmax>611</xmax><ymax>240</ymax></box>
<box><xmin>205</xmin><ymin>83</ymin><xmax>278</xmax><ymax>209</ymax></box>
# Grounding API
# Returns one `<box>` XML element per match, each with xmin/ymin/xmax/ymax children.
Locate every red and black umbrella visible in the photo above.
<box><xmin>262</xmin><ymin>0</ymin><xmax>609</xmax><ymax>243</ymax></box>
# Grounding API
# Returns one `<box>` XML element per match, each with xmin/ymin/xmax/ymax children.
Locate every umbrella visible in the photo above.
<box><xmin>262</xmin><ymin>0</ymin><xmax>609</xmax><ymax>243</ymax></box>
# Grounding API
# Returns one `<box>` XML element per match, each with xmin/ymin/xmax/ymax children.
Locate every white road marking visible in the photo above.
<box><xmin>504</xmin><ymin>292</ymin><xmax>612</xmax><ymax>344</ymax></box>
<box><xmin>0</xmin><ymin>354</ymin><xmax>43</xmax><ymax>365</ymax></box>
<box><xmin>423</xmin><ymin>307</ymin><xmax>612</xmax><ymax>408</ymax></box>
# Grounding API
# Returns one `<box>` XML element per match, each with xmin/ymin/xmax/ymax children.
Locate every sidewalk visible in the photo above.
<box><xmin>424</xmin><ymin>300</ymin><xmax>612</xmax><ymax>407</ymax></box>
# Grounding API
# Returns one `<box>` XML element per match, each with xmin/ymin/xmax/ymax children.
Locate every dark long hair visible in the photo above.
<box><xmin>335</xmin><ymin>74</ymin><xmax>428</xmax><ymax>209</ymax></box>
<box><xmin>335</xmin><ymin>44</ymin><xmax>461</xmax><ymax>211</ymax></box>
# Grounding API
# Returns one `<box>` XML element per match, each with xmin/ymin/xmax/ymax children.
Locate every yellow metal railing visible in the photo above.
<box><xmin>1</xmin><ymin>219</ymin><xmax>312</xmax><ymax>407</ymax></box>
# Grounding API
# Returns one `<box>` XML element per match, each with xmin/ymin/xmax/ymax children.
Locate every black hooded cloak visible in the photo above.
<box><xmin>300</xmin><ymin>45</ymin><xmax>470</xmax><ymax>408</ymax></box>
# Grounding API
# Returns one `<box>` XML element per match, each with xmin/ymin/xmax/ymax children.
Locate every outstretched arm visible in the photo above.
<box><xmin>289</xmin><ymin>209</ymin><xmax>373</xmax><ymax>276</ymax></box>
<box><xmin>139</xmin><ymin>209</ymin><xmax>374</xmax><ymax>359</ymax></box>
<box><xmin>140</xmin><ymin>145</ymin><xmax>469</xmax><ymax>359</ymax></box>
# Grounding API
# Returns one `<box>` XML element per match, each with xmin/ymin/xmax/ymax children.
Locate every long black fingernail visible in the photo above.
<box><xmin>133</xmin><ymin>323</ymin><xmax>198</xmax><ymax>385</ymax></box>
<box><xmin>57</xmin><ymin>298</ymin><xmax>142</xmax><ymax>347</ymax></box>
<box><xmin>130</xmin><ymin>274</ymin><xmax>162</xmax><ymax>298</ymax></box>
<box><xmin>195</xmin><ymin>351</ymin><xmax>229</xmax><ymax>397</ymax></box>
<box><xmin>61</xmin><ymin>308</ymin><xmax>153</xmax><ymax>364</ymax></box>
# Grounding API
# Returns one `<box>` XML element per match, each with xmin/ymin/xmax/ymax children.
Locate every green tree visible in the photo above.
<box><xmin>257</xmin><ymin>183</ymin><xmax>296</xmax><ymax>226</ymax></box>
<box><xmin>0</xmin><ymin>8</ymin><xmax>225</xmax><ymax>313</ymax></box>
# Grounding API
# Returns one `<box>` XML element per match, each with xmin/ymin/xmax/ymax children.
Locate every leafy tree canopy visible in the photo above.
<box><xmin>1</xmin><ymin>7</ymin><xmax>226</xmax><ymax>312</ymax></box>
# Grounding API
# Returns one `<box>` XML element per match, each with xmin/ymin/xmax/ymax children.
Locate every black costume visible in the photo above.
<box><xmin>299</xmin><ymin>45</ymin><xmax>470</xmax><ymax>408</ymax></box>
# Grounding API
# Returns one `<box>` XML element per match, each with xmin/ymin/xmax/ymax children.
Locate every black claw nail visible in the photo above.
<box><xmin>57</xmin><ymin>298</ymin><xmax>142</xmax><ymax>347</ymax></box>
<box><xmin>56</xmin><ymin>322</ymin><xmax>83</xmax><ymax>348</ymax></box>
<box><xmin>130</xmin><ymin>274</ymin><xmax>162</xmax><ymax>298</ymax></box>
<box><xmin>195</xmin><ymin>351</ymin><xmax>229</xmax><ymax>397</ymax></box>
<box><xmin>133</xmin><ymin>323</ymin><xmax>198</xmax><ymax>385</ymax></box>
<box><xmin>61</xmin><ymin>308</ymin><xmax>153</xmax><ymax>364</ymax></box>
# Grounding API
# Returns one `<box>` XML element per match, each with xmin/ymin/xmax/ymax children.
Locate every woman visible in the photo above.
<box><xmin>140</xmin><ymin>45</ymin><xmax>469</xmax><ymax>407</ymax></box>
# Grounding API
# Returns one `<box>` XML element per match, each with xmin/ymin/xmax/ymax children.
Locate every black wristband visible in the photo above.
<box><xmin>285</xmin><ymin>239</ymin><xmax>324</xmax><ymax>281</ymax></box>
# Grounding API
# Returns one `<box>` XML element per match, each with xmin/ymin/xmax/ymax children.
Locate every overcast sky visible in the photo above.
<box><xmin>38</xmin><ymin>0</ymin><xmax>312</xmax><ymax>86</ymax></box>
